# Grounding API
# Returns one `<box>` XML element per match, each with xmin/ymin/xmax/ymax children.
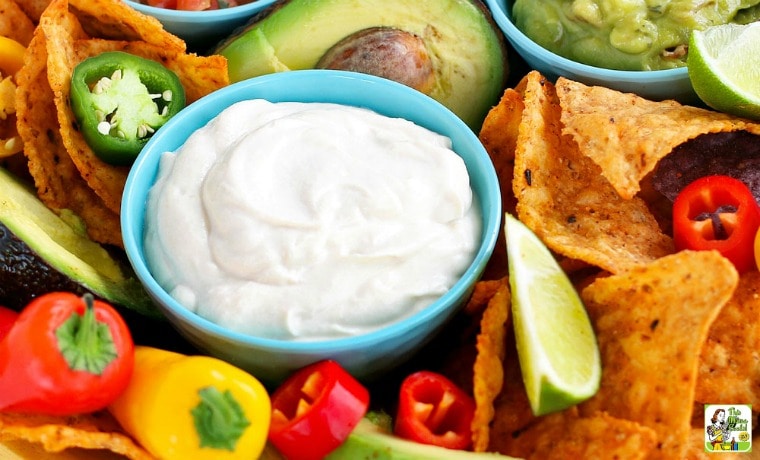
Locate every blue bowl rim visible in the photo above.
<box><xmin>484</xmin><ymin>0</ymin><xmax>688</xmax><ymax>82</ymax></box>
<box><xmin>123</xmin><ymin>0</ymin><xmax>277</xmax><ymax>21</ymax></box>
<box><xmin>122</xmin><ymin>69</ymin><xmax>502</xmax><ymax>354</ymax></box>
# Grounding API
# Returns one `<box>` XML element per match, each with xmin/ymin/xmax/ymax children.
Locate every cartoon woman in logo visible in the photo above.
<box><xmin>707</xmin><ymin>408</ymin><xmax>729</xmax><ymax>449</ymax></box>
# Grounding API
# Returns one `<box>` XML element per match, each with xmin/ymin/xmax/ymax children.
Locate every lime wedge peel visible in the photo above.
<box><xmin>504</xmin><ymin>213</ymin><xmax>601</xmax><ymax>416</ymax></box>
<box><xmin>688</xmin><ymin>22</ymin><xmax>760</xmax><ymax>121</ymax></box>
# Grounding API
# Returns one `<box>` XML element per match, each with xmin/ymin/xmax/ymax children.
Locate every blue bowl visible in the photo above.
<box><xmin>121</xmin><ymin>70</ymin><xmax>502</xmax><ymax>386</ymax></box>
<box><xmin>485</xmin><ymin>0</ymin><xmax>697</xmax><ymax>103</ymax></box>
<box><xmin>122</xmin><ymin>0</ymin><xmax>276</xmax><ymax>48</ymax></box>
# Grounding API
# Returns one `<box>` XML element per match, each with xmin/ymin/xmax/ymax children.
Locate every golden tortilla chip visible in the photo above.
<box><xmin>486</xmin><ymin>328</ymin><xmax>536</xmax><ymax>449</ymax></box>
<box><xmin>16</xmin><ymin>27</ymin><xmax>122</xmax><ymax>246</ymax></box>
<box><xmin>471</xmin><ymin>281</ymin><xmax>510</xmax><ymax>452</ymax></box>
<box><xmin>696</xmin><ymin>270</ymin><xmax>760</xmax><ymax>407</ymax></box>
<box><xmin>578</xmin><ymin>250</ymin><xmax>739</xmax><ymax>460</ymax></box>
<box><xmin>68</xmin><ymin>0</ymin><xmax>185</xmax><ymax>52</ymax></box>
<box><xmin>511</xmin><ymin>71</ymin><xmax>674</xmax><ymax>274</ymax></box>
<box><xmin>0</xmin><ymin>411</ymin><xmax>154</xmax><ymax>460</ymax></box>
<box><xmin>14</xmin><ymin>0</ymin><xmax>50</xmax><ymax>23</ymax></box>
<box><xmin>0</xmin><ymin>0</ymin><xmax>35</xmax><ymax>46</ymax></box>
<box><xmin>555</xmin><ymin>77</ymin><xmax>760</xmax><ymax>200</ymax></box>
<box><xmin>479</xmin><ymin>84</ymin><xmax>525</xmax><ymax>164</ymax></box>
<box><xmin>479</xmin><ymin>85</ymin><xmax>524</xmax><ymax>223</ymax></box>
<box><xmin>494</xmin><ymin>408</ymin><xmax>658</xmax><ymax>460</ymax></box>
<box><xmin>464</xmin><ymin>277</ymin><xmax>507</xmax><ymax>316</ymax></box>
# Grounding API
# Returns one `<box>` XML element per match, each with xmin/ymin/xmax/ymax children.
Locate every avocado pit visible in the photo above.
<box><xmin>317</xmin><ymin>27</ymin><xmax>436</xmax><ymax>94</ymax></box>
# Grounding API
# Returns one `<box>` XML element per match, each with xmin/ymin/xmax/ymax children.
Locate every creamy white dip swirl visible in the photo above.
<box><xmin>144</xmin><ymin>100</ymin><xmax>481</xmax><ymax>341</ymax></box>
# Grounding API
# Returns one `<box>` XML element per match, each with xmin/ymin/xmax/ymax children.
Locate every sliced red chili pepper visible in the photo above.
<box><xmin>0</xmin><ymin>306</ymin><xmax>18</xmax><ymax>342</ymax></box>
<box><xmin>672</xmin><ymin>175</ymin><xmax>760</xmax><ymax>274</ymax></box>
<box><xmin>394</xmin><ymin>370</ymin><xmax>475</xmax><ymax>450</ymax></box>
<box><xmin>268</xmin><ymin>360</ymin><xmax>369</xmax><ymax>460</ymax></box>
<box><xmin>0</xmin><ymin>292</ymin><xmax>134</xmax><ymax>415</ymax></box>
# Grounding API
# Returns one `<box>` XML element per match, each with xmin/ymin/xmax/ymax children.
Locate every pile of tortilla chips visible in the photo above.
<box><xmin>471</xmin><ymin>71</ymin><xmax>760</xmax><ymax>459</ymax></box>
<box><xmin>14</xmin><ymin>0</ymin><xmax>228</xmax><ymax>247</ymax></box>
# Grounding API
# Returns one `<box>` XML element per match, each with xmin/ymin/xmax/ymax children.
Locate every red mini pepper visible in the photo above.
<box><xmin>0</xmin><ymin>306</ymin><xmax>18</xmax><ymax>342</ymax></box>
<box><xmin>394</xmin><ymin>370</ymin><xmax>475</xmax><ymax>450</ymax></box>
<box><xmin>672</xmin><ymin>175</ymin><xmax>760</xmax><ymax>274</ymax></box>
<box><xmin>268</xmin><ymin>360</ymin><xmax>369</xmax><ymax>460</ymax></box>
<box><xmin>0</xmin><ymin>292</ymin><xmax>134</xmax><ymax>415</ymax></box>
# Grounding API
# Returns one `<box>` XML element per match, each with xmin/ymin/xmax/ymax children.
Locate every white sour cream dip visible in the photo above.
<box><xmin>144</xmin><ymin>99</ymin><xmax>481</xmax><ymax>341</ymax></box>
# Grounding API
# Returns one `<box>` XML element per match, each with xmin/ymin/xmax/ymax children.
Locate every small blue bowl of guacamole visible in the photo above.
<box><xmin>485</xmin><ymin>0</ymin><xmax>701</xmax><ymax>103</ymax></box>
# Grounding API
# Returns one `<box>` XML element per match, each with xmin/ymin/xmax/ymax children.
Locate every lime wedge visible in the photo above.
<box><xmin>504</xmin><ymin>213</ymin><xmax>601</xmax><ymax>416</ymax></box>
<box><xmin>687</xmin><ymin>22</ymin><xmax>760</xmax><ymax>121</ymax></box>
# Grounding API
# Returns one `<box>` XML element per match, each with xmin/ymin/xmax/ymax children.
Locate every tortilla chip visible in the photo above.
<box><xmin>578</xmin><ymin>250</ymin><xmax>739</xmax><ymax>460</ymax></box>
<box><xmin>14</xmin><ymin>0</ymin><xmax>49</xmax><ymax>23</ymax></box>
<box><xmin>511</xmin><ymin>71</ymin><xmax>674</xmax><ymax>274</ymax></box>
<box><xmin>15</xmin><ymin>27</ymin><xmax>122</xmax><ymax>246</ymax></box>
<box><xmin>464</xmin><ymin>277</ymin><xmax>507</xmax><ymax>316</ymax></box>
<box><xmin>471</xmin><ymin>282</ymin><xmax>510</xmax><ymax>452</ymax></box>
<box><xmin>556</xmin><ymin>77</ymin><xmax>760</xmax><ymax>200</ymax></box>
<box><xmin>0</xmin><ymin>0</ymin><xmax>35</xmax><ymax>46</ymax></box>
<box><xmin>495</xmin><ymin>408</ymin><xmax>658</xmax><ymax>460</ymax></box>
<box><xmin>486</xmin><ymin>328</ymin><xmax>536</xmax><ymax>448</ymax></box>
<box><xmin>0</xmin><ymin>411</ymin><xmax>154</xmax><ymax>460</ymax></box>
<box><xmin>480</xmin><ymin>84</ymin><xmax>525</xmax><ymax>164</ymax></box>
<box><xmin>39</xmin><ymin>4</ymin><xmax>128</xmax><ymax>214</ymax></box>
<box><xmin>68</xmin><ymin>0</ymin><xmax>185</xmax><ymax>52</ymax></box>
<box><xmin>479</xmin><ymin>85</ymin><xmax>524</xmax><ymax>218</ymax></box>
<box><xmin>696</xmin><ymin>270</ymin><xmax>760</xmax><ymax>407</ymax></box>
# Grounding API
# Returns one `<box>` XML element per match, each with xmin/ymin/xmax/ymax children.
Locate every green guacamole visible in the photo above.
<box><xmin>512</xmin><ymin>0</ymin><xmax>760</xmax><ymax>71</ymax></box>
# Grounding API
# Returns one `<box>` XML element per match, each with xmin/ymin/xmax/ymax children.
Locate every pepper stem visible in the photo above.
<box><xmin>56</xmin><ymin>293</ymin><xmax>119</xmax><ymax>374</ymax></box>
<box><xmin>191</xmin><ymin>386</ymin><xmax>251</xmax><ymax>451</ymax></box>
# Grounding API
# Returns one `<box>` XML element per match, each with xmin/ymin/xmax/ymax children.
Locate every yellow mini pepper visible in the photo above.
<box><xmin>108</xmin><ymin>346</ymin><xmax>271</xmax><ymax>460</ymax></box>
<box><xmin>0</xmin><ymin>36</ymin><xmax>26</xmax><ymax>77</ymax></box>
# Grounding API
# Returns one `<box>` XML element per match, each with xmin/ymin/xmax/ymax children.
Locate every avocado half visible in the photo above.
<box><xmin>215</xmin><ymin>0</ymin><xmax>509</xmax><ymax>129</ymax></box>
<box><xmin>0</xmin><ymin>167</ymin><xmax>159</xmax><ymax>317</ymax></box>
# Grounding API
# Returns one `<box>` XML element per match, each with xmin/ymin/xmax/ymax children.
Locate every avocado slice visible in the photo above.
<box><xmin>215</xmin><ymin>0</ymin><xmax>508</xmax><ymax>129</ymax></box>
<box><xmin>325</xmin><ymin>418</ymin><xmax>519</xmax><ymax>459</ymax></box>
<box><xmin>0</xmin><ymin>166</ymin><xmax>159</xmax><ymax>317</ymax></box>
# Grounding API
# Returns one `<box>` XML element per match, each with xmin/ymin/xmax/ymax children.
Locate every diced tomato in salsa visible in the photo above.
<box><xmin>144</xmin><ymin>0</ymin><xmax>243</xmax><ymax>9</ymax></box>
<box><xmin>145</xmin><ymin>0</ymin><xmax>177</xmax><ymax>8</ymax></box>
<box><xmin>177</xmin><ymin>0</ymin><xmax>211</xmax><ymax>10</ymax></box>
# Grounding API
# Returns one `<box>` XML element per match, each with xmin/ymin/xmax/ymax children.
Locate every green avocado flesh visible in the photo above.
<box><xmin>0</xmin><ymin>167</ymin><xmax>159</xmax><ymax>317</ymax></box>
<box><xmin>215</xmin><ymin>0</ymin><xmax>508</xmax><ymax>129</ymax></box>
<box><xmin>324</xmin><ymin>418</ymin><xmax>518</xmax><ymax>459</ymax></box>
<box><xmin>513</xmin><ymin>0</ymin><xmax>760</xmax><ymax>71</ymax></box>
